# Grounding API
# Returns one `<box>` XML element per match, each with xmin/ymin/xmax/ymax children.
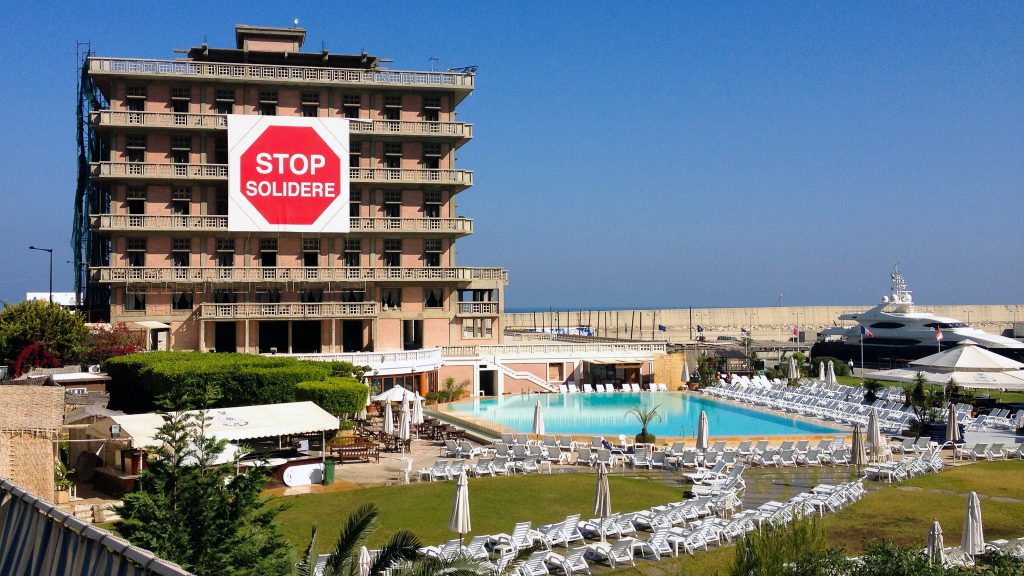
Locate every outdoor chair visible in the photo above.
<box><xmin>585</xmin><ymin>538</ymin><xmax>636</xmax><ymax>568</ymax></box>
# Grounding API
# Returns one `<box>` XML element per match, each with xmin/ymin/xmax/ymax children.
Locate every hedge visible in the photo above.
<box><xmin>104</xmin><ymin>352</ymin><xmax>332</xmax><ymax>413</ymax></box>
<box><xmin>295</xmin><ymin>377</ymin><xmax>369</xmax><ymax>416</ymax></box>
<box><xmin>808</xmin><ymin>356</ymin><xmax>853</xmax><ymax>378</ymax></box>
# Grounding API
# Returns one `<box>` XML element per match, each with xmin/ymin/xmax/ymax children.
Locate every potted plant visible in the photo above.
<box><xmin>625</xmin><ymin>404</ymin><xmax>662</xmax><ymax>445</ymax></box>
<box><xmin>54</xmin><ymin>460</ymin><xmax>74</xmax><ymax>504</ymax></box>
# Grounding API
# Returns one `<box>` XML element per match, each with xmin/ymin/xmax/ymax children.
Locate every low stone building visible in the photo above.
<box><xmin>0</xmin><ymin>385</ymin><xmax>65</xmax><ymax>499</ymax></box>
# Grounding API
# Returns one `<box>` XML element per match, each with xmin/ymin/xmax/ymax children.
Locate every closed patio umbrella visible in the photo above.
<box><xmin>696</xmin><ymin>411</ymin><xmax>709</xmax><ymax>452</ymax></box>
<box><xmin>819</xmin><ymin>361</ymin><xmax>825</xmax><ymax>381</ymax></box>
<box><xmin>383</xmin><ymin>401</ymin><xmax>393</xmax><ymax>436</ymax></box>
<box><xmin>788</xmin><ymin>357</ymin><xmax>799</xmax><ymax>381</ymax></box>
<box><xmin>827</xmin><ymin>361</ymin><xmax>837</xmax><ymax>384</ymax></box>
<box><xmin>593</xmin><ymin>462</ymin><xmax>612</xmax><ymax>542</ymax></box>
<box><xmin>927</xmin><ymin>519</ymin><xmax>946</xmax><ymax>566</ymax></box>
<box><xmin>946</xmin><ymin>404</ymin><xmax>961</xmax><ymax>444</ymax></box>
<box><xmin>867</xmin><ymin>407</ymin><xmax>885</xmax><ymax>462</ymax></box>
<box><xmin>682</xmin><ymin>361</ymin><xmax>691</xmax><ymax>383</ymax></box>
<box><xmin>356</xmin><ymin>383</ymin><xmax>371</xmax><ymax>420</ymax></box>
<box><xmin>357</xmin><ymin>546</ymin><xmax>372</xmax><ymax>576</ymax></box>
<box><xmin>532</xmin><ymin>400</ymin><xmax>545</xmax><ymax>436</ymax></box>
<box><xmin>398</xmin><ymin>398</ymin><xmax>410</xmax><ymax>443</ymax></box>
<box><xmin>413</xmin><ymin>394</ymin><xmax>424</xmax><ymax>426</ymax></box>
<box><xmin>449</xmin><ymin>469</ymin><xmax>472</xmax><ymax>545</ymax></box>
<box><xmin>961</xmin><ymin>491</ymin><xmax>985</xmax><ymax>557</ymax></box>
<box><xmin>850</xmin><ymin>424</ymin><xmax>867</xmax><ymax>466</ymax></box>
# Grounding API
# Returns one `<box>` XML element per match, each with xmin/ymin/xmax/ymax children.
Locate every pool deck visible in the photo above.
<box><xmin>436</xmin><ymin>390</ymin><xmax>852</xmax><ymax>445</ymax></box>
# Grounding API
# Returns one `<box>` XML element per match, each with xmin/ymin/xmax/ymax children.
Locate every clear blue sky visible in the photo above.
<box><xmin>2</xmin><ymin>2</ymin><xmax>1021</xmax><ymax>310</ymax></box>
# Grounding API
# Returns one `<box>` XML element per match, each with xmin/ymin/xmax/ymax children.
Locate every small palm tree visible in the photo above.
<box><xmin>625</xmin><ymin>404</ymin><xmax>662</xmax><ymax>444</ymax></box>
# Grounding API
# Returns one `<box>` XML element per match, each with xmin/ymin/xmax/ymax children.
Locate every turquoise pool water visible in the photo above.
<box><xmin>448</xmin><ymin>392</ymin><xmax>840</xmax><ymax>437</ymax></box>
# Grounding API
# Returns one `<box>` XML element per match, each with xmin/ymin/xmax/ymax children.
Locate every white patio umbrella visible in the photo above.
<box><xmin>946</xmin><ymin>404</ymin><xmax>961</xmax><ymax>444</ymax></box>
<box><xmin>412</xmin><ymin>394</ymin><xmax>425</xmax><ymax>426</ymax></box>
<box><xmin>819</xmin><ymin>361</ymin><xmax>825</xmax><ymax>381</ymax></box>
<box><xmin>532</xmin><ymin>400</ymin><xmax>545</xmax><ymax>436</ymax></box>
<box><xmin>383</xmin><ymin>401</ymin><xmax>394</xmax><ymax>435</ymax></box>
<box><xmin>867</xmin><ymin>407</ymin><xmax>885</xmax><ymax>462</ymax></box>
<box><xmin>449</xmin><ymin>469</ymin><xmax>472</xmax><ymax>545</ymax></box>
<box><xmin>398</xmin><ymin>398</ymin><xmax>410</xmax><ymax>442</ymax></box>
<box><xmin>682</xmin><ymin>361</ymin><xmax>691</xmax><ymax>383</ymax></box>
<box><xmin>826</xmin><ymin>361</ymin><xmax>837</xmax><ymax>384</ymax></box>
<box><xmin>850</xmin><ymin>424</ymin><xmax>866</xmax><ymax>467</ymax></box>
<box><xmin>356</xmin><ymin>546</ymin><xmax>372</xmax><ymax>576</ymax></box>
<box><xmin>356</xmin><ymin>384</ymin><xmax>371</xmax><ymax>420</ymax></box>
<box><xmin>373</xmin><ymin>385</ymin><xmax>422</xmax><ymax>403</ymax></box>
<box><xmin>593</xmin><ymin>462</ymin><xmax>612</xmax><ymax>542</ymax></box>
<box><xmin>927</xmin><ymin>519</ymin><xmax>945</xmax><ymax>566</ymax></box>
<box><xmin>961</xmin><ymin>491</ymin><xmax>985</xmax><ymax>557</ymax></box>
<box><xmin>696</xmin><ymin>411</ymin><xmax>709</xmax><ymax>453</ymax></box>
<box><xmin>788</xmin><ymin>357</ymin><xmax>799</xmax><ymax>380</ymax></box>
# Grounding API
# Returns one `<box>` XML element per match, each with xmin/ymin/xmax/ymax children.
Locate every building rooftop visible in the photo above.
<box><xmin>185</xmin><ymin>24</ymin><xmax>379</xmax><ymax>69</ymax></box>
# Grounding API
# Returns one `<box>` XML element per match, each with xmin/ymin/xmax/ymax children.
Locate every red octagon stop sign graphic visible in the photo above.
<box><xmin>239</xmin><ymin>125</ymin><xmax>343</xmax><ymax>225</ymax></box>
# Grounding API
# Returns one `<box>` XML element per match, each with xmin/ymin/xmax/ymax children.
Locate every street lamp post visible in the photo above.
<box><xmin>28</xmin><ymin>246</ymin><xmax>53</xmax><ymax>303</ymax></box>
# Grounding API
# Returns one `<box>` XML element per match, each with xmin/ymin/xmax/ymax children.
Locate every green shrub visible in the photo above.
<box><xmin>295</xmin><ymin>377</ymin><xmax>368</xmax><ymax>417</ymax></box>
<box><xmin>104</xmin><ymin>352</ymin><xmax>332</xmax><ymax>413</ymax></box>
<box><xmin>809</xmin><ymin>355</ymin><xmax>852</xmax><ymax>377</ymax></box>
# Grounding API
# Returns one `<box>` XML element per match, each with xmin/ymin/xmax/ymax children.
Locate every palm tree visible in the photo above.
<box><xmin>625</xmin><ymin>404</ymin><xmax>662</xmax><ymax>443</ymax></box>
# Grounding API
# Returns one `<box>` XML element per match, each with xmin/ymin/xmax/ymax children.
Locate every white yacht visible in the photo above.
<box><xmin>813</xmin><ymin>266</ymin><xmax>1024</xmax><ymax>367</ymax></box>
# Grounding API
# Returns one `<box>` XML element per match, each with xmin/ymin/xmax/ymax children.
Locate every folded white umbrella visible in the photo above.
<box><xmin>827</xmin><ymin>361</ymin><xmax>837</xmax><ymax>384</ymax></box>
<box><xmin>383</xmin><ymin>401</ymin><xmax>393</xmax><ymax>435</ymax></box>
<box><xmin>961</xmin><ymin>491</ymin><xmax>985</xmax><ymax>556</ymax></box>
<box><xmin>819</xmin><ymin>361</ymin><xmax>825</xmax><ymax>381</ymax></box>
<box><xmin>946</xmin><ymin>404</ymin><xmax>961</xmax><ymax>444</ymax></box>
<box><xmin>682</xmin><ymin>361</ymin><xmax>691</xmax><ymax>383</ymax></box>
<box><xmin>593</xmin><ymin>462</ymin><xmax>611</xmax><ymax>542</ymax></box>
<box><xmin>398</xmin><ymin>399</ymin><xmax>410</xmax><ymax>441</ymax></box>
<box><xmin>867</xmin><ymin>407</ymin><xmax>885</xmax><ymax>462</ymax></box>
<box><xmin>850</xmin><ymin>424</ymin><xmax>866</xmax><ymax>466</ymax></box>
<box><xmin>788</xmin><ymin>357</ymin><xmax>799</xmax><ymax>380</ymax></box>
<box><xmin>449</xmin><ymin>469</ymin><xmax>472</xmax><ymax>544</ymax></box>
<box><xmin>532</xmin><ymin>400</ymin><xmax>545</xmax><ymax>436</ymax></box>
<box><xmin>356</xmin><ymin>384</ymin><xmax>371</xmax><ymax>420</ymax></box>
<box><xmin>927</xmin><ymin>519</ymin><xmax>945</xmax><ymax>566</ymax></box>
<box><xmin>413</xmin><ymin>394</ymin><xmax>424</xmax><ymax>426</ymax></box>
<box><xmin>696</xmin><ymin>411</ymin><xmax>709</xmax><ymax>452</ymax></box>
<box><xmin>357</xmin><ymin>546</ymin><xmax>371</xmax><ymax>576</ymax></box>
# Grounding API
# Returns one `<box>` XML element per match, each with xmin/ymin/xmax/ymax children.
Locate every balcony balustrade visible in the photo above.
<box><xmin>200</xmin><ymin>302</ymin><xmax>377</xmax><ymax>319</ymax></box>
<box><xmin>456</xmin><ymin>302</ymin><xmax>500</xmax><ymax>316</ymax></box>
<box><xmin>91</xmin><ymin>214</ymin><xmax>472</xmax><ymax>234</ymax></box>
<box><xmin>93</xmin><ymin>266</ymin><xmax>507</xmax><ymax>284</ymax></box>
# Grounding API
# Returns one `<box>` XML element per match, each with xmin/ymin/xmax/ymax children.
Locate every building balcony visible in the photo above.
<box><xmin>91</xmin><ymin>111</ymin><xmax>472</xmax><ymax>143</ymax></box>
<box><xmin>92</xmin><ymin>266</ymin><xmax>508</xmax><ymax>284</ymax></box>
<box><xmin>88</xmin><ymin>57</ymin><xmax>474</xmax><ymax>102</ymax></box>
<box><xmin>90</xmin><ymin>162</ymin><xmax>473</xmax><ymax>189</ymax></box>
<box><xmin>199</xmin><ymin>302</ymin><xmax>377</xmax><ymax>320</ymax></box>
<box><xmin>91</xmin><ymin>214</ymin><xmax>473</xmax><ymax>235</ymax></box>
<box><xmin>456</xmin><ymin>301</ymin><xmax>500</xmax><ymax>316</ymax></box>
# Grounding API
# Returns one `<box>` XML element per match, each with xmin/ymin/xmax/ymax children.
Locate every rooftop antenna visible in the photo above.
<box><xmin>428</xmin><ymin>57</ymin><xmax>438</xmax><ymax>71</ymax></box>
<box><xmin>776</xmin><ymin>293</ymin><xmax>783</xmax><ymax>307</ymax></box>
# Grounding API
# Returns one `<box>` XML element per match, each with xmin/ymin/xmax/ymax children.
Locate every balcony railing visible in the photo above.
<box><xmin>91</xmin><ymin>162</ymin><xmax>472</xmax><ymax>187</ymax></box>
<box><xmin>442</xmin><ymin>342</ymin><xmax>669</xmax><ymax>358</ymax></box>
<box><xmin>91</xmin><ymin>214</ymin><xmax>473</xmax><ymax>234</ymax></box>
<box><xmin>93</xmin><ymin>266</ymin><xmax>508</xmax><ymax>283</ymax></box>
<box><xmin>89</xmin><ymin>58</ymin><xmax>474</xmax><ymax>90</ymax></box>
<box><xmin>91</xmin><ymin>111</ymin><xmax>473</xmax><ymax>139</ymax></box>
<box><xmin>457</xmin><ymin>302</ymin><xmax>500</xmax><ymax>315</ymax></box>
<box><xmin>279</xmin><ymin>348</ymin><xmax>444</xmax><ymax>372</ymax></box>
<box><xmin>200</xmin><ymin>302</ymin><xmax>377</xmax><ymax>319</ymax></box>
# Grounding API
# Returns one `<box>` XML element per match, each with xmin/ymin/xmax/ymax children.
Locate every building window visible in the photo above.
<box><xmin>349</xmin><ymin>189</ymin><xmax>361</xmax><ymax>218</ymax></box>
<box><xmin>215</xmin><ymin>190</ymin><xmax>228</xmax><ymax>215</ymax></box>
<box><xmin>124</xmin><ymin>291</ymin><xmax>146</xmax><ymax>311</ymax></box>
<box><xmin>383</xmin><ymin>191</ymin><xmax>401</xmax><ymax>218</ymax></box>
<box><xmin>422</xmin><ymin>94</ymin><xmax>441</xmax><ymax>122</ymax></box>
<box><xmin>212</xmin><ymin>289</ymin><xmax>238</xmax><ymax>304</ymax></box>
<box><xmin>383</xmin><ymin>142</ymin><xmax>402</xmax><ymax>169</ymax></box>
<box><xmin>339</xmin><ymin>289</ymin><xmax>364</xmax><ymax>303</ymax></box>
<box><xmin>349</xmin><ymin>141</ymin><xmax>361</xmax><ymax>168</ymax></box>
<box><xmin>171</xmin><ymin>136</ymin><xmax>191</xmax><ymax>165</ymax></box>
<box><xmin>260</xmin><ymin>238</ymin><xmax>277</xmax><ymax>267</ymax></box>
<box><xmin>383</xmin><ymin>239</ymin><xmax>401</xmax><ymax>267</ymax></box>
<box><xmin>424</xmin><ymin>190</ymin><xmax>442</xmax><ymax>218</ymax></box>
<box><xmin>424</xmin><ymin>287</ymin><xmax>444</xmax><ymax>308</ymax></box>
<box><xmin>343</xmin><ymin>95</ymin><xmax>361</xmax><ymax>119</ymax></box>
<box><xmin>422</xmin><ymin>142</ymin><xmax>442</xmax><ymax>169</ymax></box>
<box><xmin>381</xmin><ymin>287</ymin><xmax>401</xmax><ymax>311</ymax></box>
<box><xmin>126</xmin><ymin>86</ymin><xmax>146</xmax><ymax>119</ymax></box>
<box><xmin>255</xmin><ymin>289</ymin><xmax>281</xmax><ymax>304</ymax></box>
<box><xmin>216</xmin><ymin>238</ymin><xmax>235</xmax><ymax>267</ymax></box>
<box><xmin>302</xmin><ymin>238</ymin><xmax>319</xmax><ymax>267</ymax></box>
<box><xmin>172</xmin><ymin>290</ymin><xmax>194</xmax><ymax>310</ymax></box>
<box><xmin>301</xmin><ymin>91</ymin><xmax>319</xmax><ymax>117</ymax></box>
<box><xmin>344</xmin><ymin>238</ymin><xmax>361</xmax><ymax>267</ymax></box>
<box><xmin>126</xmin><ymin>186</ymin><xmax>146</xmax><ymax>218</ymax></box>
<box><xmin>299</xmin><ymin>289</ymin><xmax>323</xmax><ymax>303</ymax></box>
<box><xmin>126</xmin><ymin>238</ymin><xmax>146</xmax><ymax>267</ymax></box>
<box><xmin>424</xmin><ymin>239</ymin><xmax>442</xmax><ymax>267</ymax></box>
<box><xmin>125</xmin><ymin>135</ymin><xmax>146</xmax><ymax>164</ymax></box>
<box><xmin>383</xmin><ymin>94</ymin><xmax>402</xmax><ymax>120</ymax></box>
<box><xmin>215</xmin><ymin>89</ymin><xmax>235</xmax><ymax>115</ymax></box>
<box><xmin>214</xmin><ymin>138</ymin><xmax>228</xmax><ymax>164</ymax></box>
<box><xmin>172</xmin><ymin>187</ymin><xmax>191</xmax><ymax>217</ymax></box>
<box><xmin>171</xmin><ymin>238</ymin><xmax>191</xmax><ymax>269</ymax></box>
<box><xmin>170</xmin><ymin>87</ymin><xmax>191</xmax><ymax>114</ymax></box>
<box><xmin>259</xmin><ymin>90</ymin><xmax>278</xmax><ymax>116</ymax></box>
<box><xmin>463</xmin><ymin>318</ymin><xmax>493</xmax><ymax>339</ymax></box>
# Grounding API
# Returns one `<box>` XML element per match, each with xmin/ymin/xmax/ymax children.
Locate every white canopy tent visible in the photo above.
<box><xmin>372</xmin><ymin>385</ymin><xmax>424</xmax><ymax>403</ymax></box>
<box><xmin>868</xmin><ymin>340</ymin><xmax>1024</xmax><ymax>390</ymax></box>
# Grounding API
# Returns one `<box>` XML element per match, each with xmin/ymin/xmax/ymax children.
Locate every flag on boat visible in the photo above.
<box><xmin>791</xmin><ymin>326</ymin><xmax>798</xmax><ymax>337</ymax></box>
<box><xmin>860</xmin><ymin>325</ymin><xmax>874</xmax><ymax>338</ymax></box>
<box><xmin>658</xmin><ymin>324</ymin><xmax>667</xmax><ymax>331</ymax></box>
<box><xmin>935</xmin><ymin>328</ymin><xmax>943</xmax><ymax>341</ymax></box>
<box><xmin>740</xmin><ymin>327</ymin><xmax>750</xmax><ymax>337</ymax></box>
<box><xmin>696</xmin><ymin>325</ymin><xmax>704</xmax><ymax>333</ymax></box>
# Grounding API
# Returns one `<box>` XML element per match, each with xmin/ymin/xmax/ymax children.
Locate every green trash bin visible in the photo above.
<box><xmin>323</xmin><ymin>459</ymin><xmax>336</xmax><ymax>485</ymax></box>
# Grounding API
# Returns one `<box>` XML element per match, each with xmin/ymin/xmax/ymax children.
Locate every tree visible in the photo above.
<box><xmin>905</xmin><ymin>371</ymin><xmax>942</xmax><ymax>432</ymax></box>
<box><xmin>0</xmin><ymin>299</ymin><xmax>88</xmax><ymax>366</ymax></box>
<box><xmin>116</xmin><ymin>407</ymin><xmax>293</xmax><ymax>576</ymax></box>
<box><xmin>731</xmin><ymin>517</ymin><xmax>848</xmax><ymax>576</ymax></box>
<box><xmin>625</xmin><ymin>404</ymin><xmax>662</xmax><ymax>444</ymax></box>
<box><xmin>83</xmin><ymin>322</ymin><xmax>145</xmax><ymax>365</ymax></box>
<box><xmin>862</xmin><ymin>379</ymin><xmax>884</xmax><ymax>403</ymax></box>
<box><xmin>696</xmin><ymin>352</ymin><xmax>718</xmax><ymax>388</ymax></box>
<box><xmin>12</xmin><ymin>342</ymin><xmax>59</xmax><ymax>377</ymax></box>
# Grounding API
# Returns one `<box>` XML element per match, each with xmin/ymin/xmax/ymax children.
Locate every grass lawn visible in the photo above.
<box><xmin>834</xmin><ymin>375</ymin><xmax>1024</xmax><ymax>404</ymax></box>
<box><xmin>274</xmin><ymin>474</ymin><xmax>682</xmax><ymax>555</ymax></box>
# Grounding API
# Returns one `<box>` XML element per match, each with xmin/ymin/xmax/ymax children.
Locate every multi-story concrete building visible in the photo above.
<box><xmin>82</xmin><ymin>25</ymin><xmax>506</xmax><ymax>361</ymax></box>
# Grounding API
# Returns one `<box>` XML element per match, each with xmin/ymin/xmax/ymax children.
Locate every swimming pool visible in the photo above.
<box><xmin>447</xmin><ymin>392</ymin><xmax>841</xmax><ymax>437</ymax></box>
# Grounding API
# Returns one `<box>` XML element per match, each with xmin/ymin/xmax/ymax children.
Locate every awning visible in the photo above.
<box><xmin>585</xmin><ymin>359</ymin><xmax>646</xmax><ymax>365</ymax></box>
<box><xmin>132</xmin><ymin>321</ymin><xmax>171</xmax><ymax>330</ymax></box>
<box><xmin>89</xmin><ymin>401</ymin><xmax>339</xmax><ymax>448</ymax></box>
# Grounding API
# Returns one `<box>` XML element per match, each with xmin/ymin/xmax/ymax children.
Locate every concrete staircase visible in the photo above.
<box><xmin>488</xmin><ymin>358</ymin><xmax>558</xmax><ymax>393</ymax></box>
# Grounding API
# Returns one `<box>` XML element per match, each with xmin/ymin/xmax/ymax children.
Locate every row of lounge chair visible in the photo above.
<box><xmin>966</xmin><ymin>408</ymin><xmax>1024</xmax><ymax>431</ymax></box>
<box><xmin>557</xmin><ymin>383</ymin><xmax>669</xmax><ymax>394</ymax></box>
<box><xmin>863</xmin><ymin>450</ymin><xmax>944</xmax><ymax>482</ymax></box>
<box><xmin>954</xmin><ymin>442</ymin><xmax>1024</xmax><ymax>461</ymax></box>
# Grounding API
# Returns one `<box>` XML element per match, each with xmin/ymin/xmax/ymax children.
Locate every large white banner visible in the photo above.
<box><xmin>227</xmin><ymin>115</ymin><xmax>350</xmax><ymax>232</ymax></box>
